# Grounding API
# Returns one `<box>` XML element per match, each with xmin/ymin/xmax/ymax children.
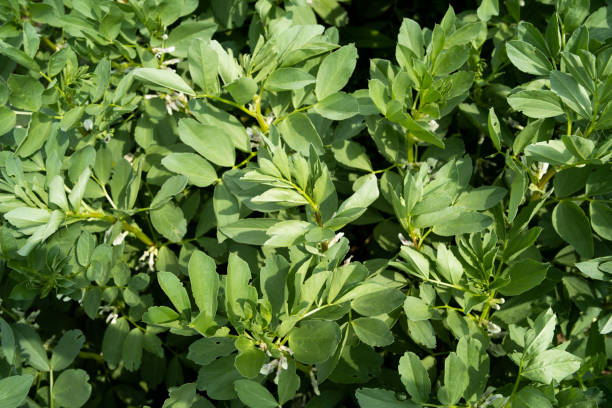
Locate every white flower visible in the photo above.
<box><xmin>398</xmin><ymin>233</ymin><xmax>413</xmax><ymax>246</ymax></box>
<box><xmin>260</xmin><ymin>360</ymin><xmax>279</xmax><ymax>375</ymax></box>
<box><xmin>485</xmin><ymin>321</ymin><xmax>502</xmax><ymax>334</ymax></box>
<box><xmin>152</xmin><ymin>46</ymin><xmax>176</xmax><ymax>58</ymax></box>
<box><xmin>139</xmin><ymin>246</ymin><xmax>159</xmax><ymax>272</ymax></box>
<box><xmin>162</xmin><ymin>34</ymin><xmax>168</xmax><ymax>40</ymax></box>
<box><xmin>328</xmin><ymin>232</ymin><xmax>344</xmax><ymax>248</ymax></box>
<box><xmin>105</xmin><ymin>312</ymin><xmax>119</xmax><ymax>325</ymax></box>
<box><xmin>112</xmin><ymin>231</ymin><xmax>129</xmax><ymax>246</ymax></box>
<box><xmin>309</xmin><ymin>368</ymin><xmax>320</xmax><ymax>396</ymax></box>
<box><xmin>83</xmin><ymin>118</ymin><xmax>93</xmax><ymax>131</ymax></box>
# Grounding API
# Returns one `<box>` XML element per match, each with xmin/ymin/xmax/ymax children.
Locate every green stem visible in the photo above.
<box><xmin>49</xmin><ymin>370</ymin><xmax>55</xmax><ymax>408</ymax></box>
<box><xmin>424</xmin><ymin>278</ymin><xmax>468</xmax><ymax>292</ymax></box>
<box><xmin>196</xmin><ymin>94</ymin><xmax>256</xmax><ymax>119</ymax></box>
<box><xmin>253</xmin><ymin>94</ymin><xmax>269</xmax><ymax>133</ymax></box>
<box><xmin>372</xmin><ymin>163</ymin><xmax>398</xmax><ymax>174</ymax></box>
<box><xmin>233</xmin><ymin>151</ymin><xmax>258</xmax><ymax>169</ymax></box>
<box><xmin>506</xmin><ymin>361</ymin><xmax>524</xmax><ymax>407</ymax></box>
<box><xmin>273</xmin><ymin>104</ymin><xmax>315</xmax><ymax>125</ymax></box>
<box><xmin>66</xmin><ymin>211</ymin><xmax>155</xmax><ymax>247</ymax></box>
<box><xmin>530</xmin><ymin>167</ymin><xmax>557</xmax><ymax>202</ymax></box>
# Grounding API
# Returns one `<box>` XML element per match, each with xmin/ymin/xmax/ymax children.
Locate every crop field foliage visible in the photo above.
<box><xmin>0</xmin><ymin>0</ymin><xmax>611</xmax><ymax>407</ymax></box>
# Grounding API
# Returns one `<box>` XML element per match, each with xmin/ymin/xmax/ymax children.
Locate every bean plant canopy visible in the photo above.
<box><xmin>0</xmin><ymin>0</ymin><xmax>611</xmax><ymax>407</ymax></box>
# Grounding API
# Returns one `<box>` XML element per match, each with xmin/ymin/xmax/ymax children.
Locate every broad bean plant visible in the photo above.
<box><xmin>0</xmin><ymin>0</ymin><xmax>610</xmax><ymax>407</ymax></box>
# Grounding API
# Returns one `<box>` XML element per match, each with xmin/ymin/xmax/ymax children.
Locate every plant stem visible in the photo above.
<box><xmin>233</xmin><ymin>151</ymin><xmax>258</xmax><ymax>169</ymax></box>
<box><xmin>196</xmin><ymin>94</ymin><xmax>256</xmax><ymax>119</ymax></box>
<box><xmin>424</xmin><ymin>278</ymin><xmax>468</xmax><ymax>292</ymax></box>
<box><xmin>253</xmin><ymin>94</ymin><xmax>269</xmax><ymax>133</ymax></box>
<box><xmin>505</xmin><ymin>361</ymin><xmax>523</xmax><ymax>407</ymax></box>
<box><xmin>49</xmin><ymin>370</ymin><xmax>55</xmax><ymax>408</ymax></box>
<box><xmin>530</xmin><ymin>167</ymin><xmax>556</xmax><ymax>201</ymax></box>
<box><xmin>66</xmin><ymin>211</ymin><xmax>155</xmax><ymax>247</ymax></box>
<box><xmin>273</xmin><ymin>104</ymin><xmax>314</xmax><ymax>125</ymax></box>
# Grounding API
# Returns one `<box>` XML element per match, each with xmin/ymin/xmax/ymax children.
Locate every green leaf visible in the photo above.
<box><xmin>437</xmin><ymin>353</ymin><xmax>468</xmax><ymax>406</ymax></box>
<box><xmin>151</xmin><ymin>175</ymin><xmax>188</xmax><ymax>209</ymax></box>
<box><xmin>277</xmin><ymin>359</ymin><xmax>300</xmax><ymax>405</ymax></box>
<box><xmin>288</xmin><ymin>320</ymin><xmax>341</xmax><ymax>364</ymax></box>
<box><xmin>162</xmin><ymin>153</ymin><xmax>217</xmax><ymax>188</ymax></box>
<box><xmin>178</xmin><ymin>118</ymin><xmax>236</xmax><ymax>167</ymax></box>
<box><xmin>386</xmin><ymin>102</ymin><xmax>444</xmax><ymax>148</ymax></box>
<box><xmin>234</xmin><ymin>380</ymin><xmax>278</xmax><ymax>408</ymax></box>
<box><xmin>187</xmin><ymin>337</ymin><xmax>235</xmax><ymax>365</ymax></box>
<box><xmin>225</xmin><ymin>252</ymin><xmax>256</xmax><ymax>329</ymax></box>
<box><xmin>234</xmin><ymin>343</ymin><xmax>266</xmax><ymax>378</ymax></box>
<box><xmin>487</xmin><ymin>108</ymin><xmax>502</xmax><ymax>151</ymax></box>
<box><xmin>224</xmin><ymin>76</ymin><xmax>258</xmax><ymax>105</ymax></box>
<box><xmin>16</xmin><ymin>112</ymin><xmax>54</xmax><ymax>158</ymax></box>
<box><xmin>524</xmin><ymin>308</ymin><xmax>556</xmax><ymax>357</ymax></box>
<box><xmin>0</xmin><ymin>375</ymin><xmax>33</xmax><ymax>408</ymax></box>
<box><xmin>52</xmin><ymin>369</ymin><xmax>92</xmax><ymax>408</ymax></box>
<box><xmin>398</xmin><ymin>352</ymin><xmax>431</xmax><ymax>403</ymax></box>
<box><xmin>132</xmin><ymin>67</ymin><xmax>195</xmax><ymax>96</ymax></box>
<box><xmin>267</xmin><ymin>68</ymin><xmax>315</xmax><ymax>91</ymax></box>
<box><xmin>331</xmin><ymin>139</ymin><xmax>372</xmax><ymax>172</ymax></box>
<box><xmin>151</xmin><ymin>202</ymin><xmax>187</xmax><ymax>242</ymax></box>
<box><xmin>429</xmin><ymin>209</ymin><xmax>493</xmax><ymax>236</ymax></box>
<box><xmin>499</xmin><ymin>259</ymin><xmax>549</xmax><ymax>296</ymax></box>
<box><xmin>102</xmin><ymin>317</ymin><xmax>129</xmax><ymax>366</ymax></box>
<box><xmin>513</xmin><ymin>386</ymin><xmax>553</xmax><ymax>408</ymax></box>
<box><xmin>398</xmin><ymin>18</ymin><xmax>424</xmax><ymax>59</ymax></box>
<box><xmin>432</xmin><ymin>46</ymin><xmax>469</xmax><ymax>76</ymax></box>
<box><xmin>407</xmin><ymin>320</ymin><xmax>436</xmax><ymax>349</ymax></box>
<box><xmin>277</xmin><ymin>113</ymin><xmax>324</xmax><ymax>156</ymax></box>
<box><xmin>121</xmin><ymin>328</ymin><xmax>143</xmax><ymax>372</ymax></box>
<box><xmin>0</xmin><ymin>106</ymin><xmax>16</xmax><ymax>137</ymax></box>
<box><xmin>522</xmin><ymin>349</ymin><xmax>582</xmax><ymax>384</ymax></box>
<box><xmin>356</xmin><ymin>388</ymin><xmax>418</xmax><ymax>407</ymax></box>
<box><xmin>325</xmin><ymin>173</ymin><xmax>379</xmax><ymax>230</ymax></box>
<box><xmin>350</xmin><ymin>287</ymin><xmax>405</xmax><ymax>316</ymax></box>
<box><xmin>50</xmin><ymin>329</ymin><xmax>85</xmax><ymax>371</ymax></box>
<box><xmin>316</xmin><ymin>44</ymin><xmax>358</xmax><ymax>100</ymax></box>
<box><xmin>157</xmin><ymin>271</ymin><xmax>192</xmax><ymax>319</ymax></box>
<box><xmin>7</xmin><ymin>74</ymin><xmax>44</xmax><ymax>111</ymax></box>
<box><xmin>68</xmin><ymin>167</ymin><xmax>91</xmax><ymax>212</ymax></box>
<box><xmin>404</xmin><ymin>296</ymin><xmax>433</xmax><ymax>321</ymax></box>
<box><xmin>549</xmin><ymin>70</ymin><xmax>592</xmax><ymax>119</ymax></box>
<box><xmin>252</xmin><ymin>188</ymin><xmax>309</xmax><ymax>207</ymax></box>
<box><xmin>143</xmin><ymin>306</ymin><xmax>181</xmax><ymax>327</ymax></box>
<box><xmin>312</xmin><ymin>92</ymin><xmax>360</xmax><ymax>120</ymax></box>
<box><xmin>352</xmin><ymin>317</ymin><xmax>394</xmax><ymax>347</ymax></box>
<box><xmin>524</xmin><ymin>140</ymin><xmax>574</xmax><ymax>165</ymax></box>
<box><xmin>456</xmin><ymin>336</ymin><xmax>489</xmax><ymax>402</ymax></box>
<box><xmin>13</xmin><ymin>323</ymin><xmax>50</xmax><ymax>371</ymax></box>
<box><xmin>197</xmin><ymin>355</ymin><xmax>242</xmax><ymax>400</ymax></box>
<box><xmin>188</xmin><ymin>38</ymin><xmax>220</xmax><ymax>95</ymax></box>
<box><xmin>455</xmin><ymin>186</ymin><xmax>507</xmax><ymax>211</ymax></box>
<box><xmin>162</xmin><ymin>383</ymin><xmax>198</xmax><ymax>408</ymax></box>
<box><xmin>508</xmin><ymin>90</ymin><xmax>565</xmax><ymax>118</ymax></box>
<box><xmin>436</xmin><ymin>243</ymin><xmax>464</xmax><ymax>284</ymax></box>
<box><xmin>0</xmin><ymin>318</ymin><xmax>15</xmax><ymax>365</ymax></box>
<box><xmin>477</xmin><ymin>0</ymin><xmax>499</xmax><ymax>22</ymax></box>
<box><xmin>0</xmin><ymin>39</ymin><xmax>40</xmax><ymax>72</ymax></box>
<box><xmin>189</xmin><ymin>100</ymin><xmax>251</xmax><ymax>152</ymax></box>
<box><xmin>552</xmin><ymin>201</ymin><xmax>593</xmax><ymax>258</ymax></box>
<box><xmin>188</xmin><ymin>250</ymin><xmax>219</xmax><ymax>317</ymax></box>
<box><xmin>506</xmin><ymin>40</ymin><xmax>553</xmax><ymax>75</ymax></box>
<box><xmin>220</xmin><ymin>218</ymin><xmax>279</xmax><ymax>245</ymax></box>
<box><xmin>590</xmin><ymin>201</ymin><xmax>612</xmax><ymax>240</ymax></box>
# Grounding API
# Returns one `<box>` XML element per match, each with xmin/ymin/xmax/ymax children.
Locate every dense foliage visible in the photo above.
<box><xmin>1</xmin><ymin>0</ymin><xmax>611</xmax><ymax>407</ymax></box>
